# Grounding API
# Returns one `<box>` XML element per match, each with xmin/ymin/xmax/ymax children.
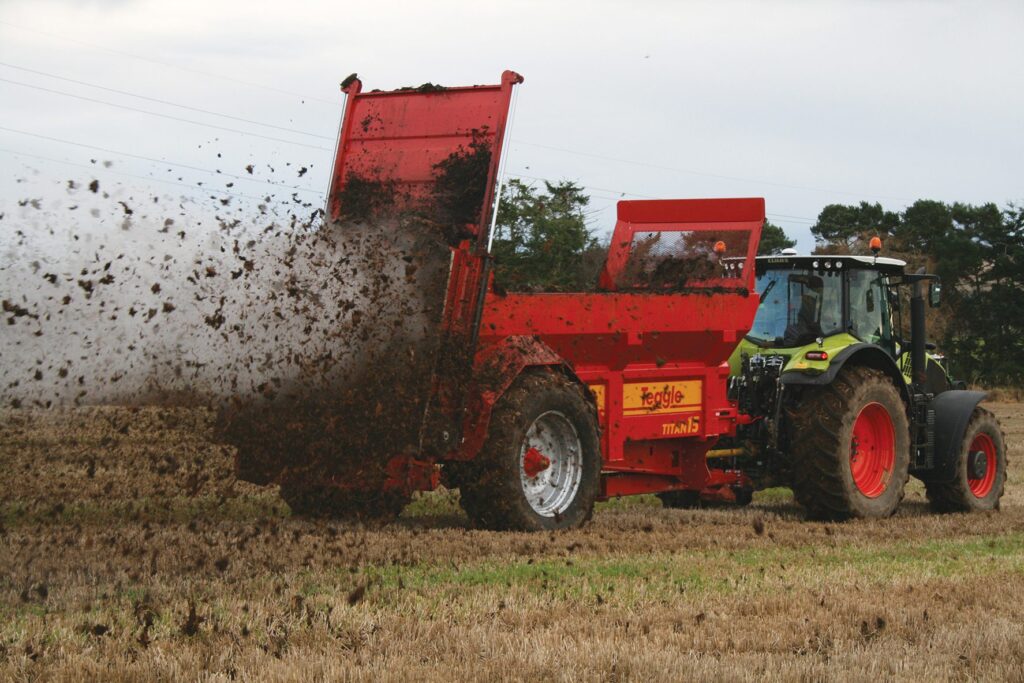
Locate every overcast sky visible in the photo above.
<box><xmin>1</xmin><ymin>0</ymin><xmax>1022</xmax><ymax>249</ymax></box>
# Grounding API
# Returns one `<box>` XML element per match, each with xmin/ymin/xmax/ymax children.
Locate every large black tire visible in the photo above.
<box><xmin>279</xmin><ymin>483</ymin><xmax>409</xmax><ymax>521</ymax></box>
<box><xmin>925</xmin><ymin>407</ymin><xmax>1007</xmax><ymax>513</ymax></box>
<box><xmin>787</xmin><ymin>366</ymin><xmax>911</xmax><ymax>520</ymax></box>
<box><xmin>458</xmin><ymin>370</ymin><xmax>601</xmax><ymax>531</ymax></box>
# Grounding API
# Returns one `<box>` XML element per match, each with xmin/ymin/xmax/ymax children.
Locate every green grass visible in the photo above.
<box><xmin>280</xmin><ymin>531</ymin><xmax>1024</xmax><ymax>609</ymax></box>
<box><xmin>401</xmin><ymin>488</ymin><xmax>462</xmax><ymax>517</ymax></box>
<box><xmin>596</xmin><ymin>494</ymin><xmax>663</xmax><ymax>509</ymax></box>
<box><xmin>753</xmin><ymin>486</ymin><xmax>793</xmax><ymax>503</ymax></box>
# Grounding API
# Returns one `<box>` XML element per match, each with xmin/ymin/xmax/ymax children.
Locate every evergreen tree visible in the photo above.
<box><xmin>491</xmin><ymin>179</ymin><xmax>603</xmax><ymax>291</ymax></box>
<box><xmin>758</xmin><ymin>220</ymin><xmax>797</xmax><ymax>255</ymax></box>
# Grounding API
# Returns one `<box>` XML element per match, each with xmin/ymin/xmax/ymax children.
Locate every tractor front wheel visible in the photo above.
<box><xmin>925</xmin><ymin>407</ymin><xmax>1007</xmax><ymax>512</ymax></box>
<box><xmin>458</xmin><ymin>370</ymin><xmax>601</xmax><ymax>531</ymax></box>
<box><xmin>788</xmin><ymin>366</ymin><xmax>910</xmax><ymax>520</ymax></box>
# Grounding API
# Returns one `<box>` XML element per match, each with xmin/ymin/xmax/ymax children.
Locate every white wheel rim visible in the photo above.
<box><xmin>518</xmin><ymin>410</ymin><xmax>583</xmax><ymax>517</ymax></box>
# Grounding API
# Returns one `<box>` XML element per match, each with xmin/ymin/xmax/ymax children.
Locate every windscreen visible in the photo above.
<box><xmin>748</xmin><ymin>269</ymin><xmax>843</xmax><ymax>347</ymax></box>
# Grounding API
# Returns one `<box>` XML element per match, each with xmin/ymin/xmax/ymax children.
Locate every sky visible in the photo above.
<box><xmin>1</xmin><ymin>0</ymin><xmax>1023</xmax><ymax>249</ymax></box>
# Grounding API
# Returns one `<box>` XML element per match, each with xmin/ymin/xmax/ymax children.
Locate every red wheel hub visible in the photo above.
<box><xmin>849</xmin><ymin>402</ymin><xmax>896</xmax><ymax>498</ymax></box>
<box><xmin>968</xmin><ymin>433</ymin><xmax>997</xmax><ymax>498</ymax></box>
<box><xmin>522</xmin><ymin>447</ymin><xmax>551</xmax><ymax>479</ymax></box>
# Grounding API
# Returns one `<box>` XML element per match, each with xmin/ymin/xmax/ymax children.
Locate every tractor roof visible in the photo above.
<box><xmin>754</xmin><ymin>254</ymin><xmax>906</xmax><ymax>274</ymax></box>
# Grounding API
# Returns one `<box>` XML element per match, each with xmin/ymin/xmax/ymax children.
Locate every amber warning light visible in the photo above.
<box><xmin>714</xmin><ymin>240</ymin><xmax>727</xmax><ymax>255</ymax></box>
<box><xmin>869</xmin><ymin>236</ymin><xmax>882</xmax><ymax>254</ymax></box>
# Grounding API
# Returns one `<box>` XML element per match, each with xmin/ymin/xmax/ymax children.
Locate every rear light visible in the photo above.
<box><xmin>805</xmin><ymin>351</ymin><xmax>829</xmax><ymax>361</ymax></box>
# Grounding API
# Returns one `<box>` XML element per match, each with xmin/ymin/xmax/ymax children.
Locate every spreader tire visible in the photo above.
<box><xmin>925</xmin><ymin>407</ymin><xmax>1007</xmax><ymax>513</ymax></box>
<box><xmin>279</xmin><ymin>483</ymin><xmax>408</xmax><ymax>521</ymax></box>
<box><xmin>459</xmin><ymin>370</ymin><xmax>601</xmax><ymax>531</ymax></box>
<box><xmin>788</xmin><ymin>366</ymin><xmax>910</xmax><ymax>520</ymax></box>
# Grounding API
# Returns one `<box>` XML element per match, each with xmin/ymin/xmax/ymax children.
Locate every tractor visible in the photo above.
<box><xmin>716</xmin><ymin>245</ymin><xmax>1008</xmax><ymax>519</ymax></box>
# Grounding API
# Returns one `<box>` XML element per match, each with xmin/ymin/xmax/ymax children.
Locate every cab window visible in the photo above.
<box><xmin>848</xmin><ymin>269</ymin><xmax>892</xmax><ymax>350</ymax></box>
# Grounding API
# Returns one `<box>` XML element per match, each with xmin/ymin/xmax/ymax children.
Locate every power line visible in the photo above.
<box><xmin>0</xmin><ymin>61</ymin><xmax>335</xmax><ymax>140</ymax></box>
<box><xmin>3</xmin><ymin>126</ymin><xmax>818</xmax><ymax>225</ymax></box>
<box><xmin>507</xmin><ymin>170</ymin><xmax>818</xmax><ymax>224</ymax></box>
<box><xmin>1</xmin><ymin>147</ymin><xmax>273</xmax><ymax>205</ymax></box>
<box><xmin>0</xmin><ymin>77</ymin><xmax>333</xmax><ymax>152</ymax></box>
<box><xmin>510</xmin><ymin>139</ymin><xmax>913</xmax><ymax>203</ymax></box>
<box><xmin>0</xmin><ymin>20</ymin><xmax>903</xmax><ymax>209</ymax></box>
<box><xmin>0</xmin><ymin>126</ymin><xmax>323</xmax><ymax>195</ymax></box>
<box><xmin>765</xmin><ymin>212</ymin><xmax>818</xmax><ymax>224</ymax></box>
<box><xmin>0</xmin><ymin>18</ymin><xmax>338</xmax><ymax>106</ymax></box>
<box><xmin>508</xmin><ymin>171</ymin><xmax>658</xmax><ymax>199</ymax></box>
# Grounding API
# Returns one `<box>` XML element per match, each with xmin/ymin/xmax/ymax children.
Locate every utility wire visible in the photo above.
<box><xmin>507</xmin><ymin>171</ymin><xmax>817</xmax><ymax>224</ymax></box>
<box><xmin>508</xmin><ymin>171</ymin><xmax>657</xmax><ymax>200</ymax></box>
<box><xmin>0</xmin><ymin>77</ymin><xmax>333</xmax><ymax>152</ymax></box>
<box><xmin>0</xmin><ymin>52</ymin><xmax>877</xmax><ymax>212</ymax></box>
<box><xmin>0</xmin><ymin>21</ymin><xmax>905</xmax><ymax>207</ymax></box>
<box><xmin>0</xmin><ymin>18</ymin><xmax>338</xmax><ymax>106</ymax></box>
<box><xmin>3</xmin><ymin>127</ymin><xmax>816</xmax><ymax>224</ymax></box>
<box><xmin>0</xmin><ymin>126</ymin><xmax>323</xmax><ymax>195</ymax></box>
<box><xmin>511</xmin><ymin>140</ymin><xmax>913</xmax><ymax>203</ymax></box>
<box><xmin>1</xmin><ymin>147</ymin><xmax>276</xmax><ymax>205</ymax></box>
<box><xmin>0</xmin><ymin>61</ymin><xmax>335</xmax><ymax>140</ymax></box>
<box><xmin>765</xmin><ymin>212</ymin><xmax>818</xmax><ymax>223</ymax></box>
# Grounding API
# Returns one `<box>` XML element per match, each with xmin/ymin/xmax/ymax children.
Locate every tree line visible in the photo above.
<box><xmin>491</xmin><ymin>181</ymin><xmax>1022</xmax><ymax>385</ymax></box>
<box><xmin>490</xmin><ymin>179</ymin><xmax>795</xmax><ymax>291</ymax></box>
<box><xmin>811</xmin><ymin>200</ymin><xmax>1024</xmax><ymax>386</ymax></box>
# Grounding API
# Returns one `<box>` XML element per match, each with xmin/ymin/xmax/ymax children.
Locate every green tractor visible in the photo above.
<box><xmin>721</xmin><ymin>246</ymin><xmax>1007</xmax><ymax>520</ymax></box>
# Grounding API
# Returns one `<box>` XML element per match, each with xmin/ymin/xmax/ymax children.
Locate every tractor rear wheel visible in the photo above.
<box><xmin>788</xmin><ymin>366</ymin><xmax>910</xmax><ymax>520</ymax></box>
<box><xmin>458</xmin><ymin>370</ymin><xmax>601</xmax><ymax>531</ymax></box>
<box><xmin>925</xmin><ymin>407</ymin><xmax>1006</xmax><ymax>513</ymax></box>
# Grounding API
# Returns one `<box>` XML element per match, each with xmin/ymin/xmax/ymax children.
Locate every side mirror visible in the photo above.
<box><xmin>929</xmin><ymin>281</ymin><xmax>942</xmax><ymax>308</ymax></box>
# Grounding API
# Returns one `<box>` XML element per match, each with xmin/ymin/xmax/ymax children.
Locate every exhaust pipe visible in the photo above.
<box><xmin>910</xmin><ymin>277</ymin><xmax>927</xmax><ymax>388</ymax></box>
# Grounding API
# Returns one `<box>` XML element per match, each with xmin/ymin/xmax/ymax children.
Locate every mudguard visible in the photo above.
<box><xmin>451</xmin><ymin>335</ymin><xmax>588</xmax><ymax>462</ymax></box>
<box><xmin>781</xmin><ymin>343</ymin><xmax>909</xmax><ymax>401</ymax></box>
<box><xmin>918</xmin><ymin>389</ymin><xmax>988</xmax><ymax>482</ymax></box>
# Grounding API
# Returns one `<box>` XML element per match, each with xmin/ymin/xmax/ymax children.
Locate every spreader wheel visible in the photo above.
<box><xmin>925</xmin><ymin>407</ymin><xmax>1007</xmax><ymax>513</ymax></box>
<box><xmin>788</xmin><ymin>366</ymin><xmax>910</xmax><ymax>520</ymax></box>
<box><xmin>458</xmin><ymin>370</ymin><xmax>601</xmax><ymax>531</ymax></box>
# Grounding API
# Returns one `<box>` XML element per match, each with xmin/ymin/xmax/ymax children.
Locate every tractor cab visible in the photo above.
<box><xmin>722</xmin><ymin>246</ymin><xmax>1004</xmax><ymax>521</ymax></box>
<box><xmin>728</xmin><ymin>253</ymin><xmax>953</xmax><ymax>393</ymax></box>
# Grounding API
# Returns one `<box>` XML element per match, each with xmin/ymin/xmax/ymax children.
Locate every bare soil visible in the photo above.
<box><xmin>1</xmin><ymin>402</ymin><xmax>1022</xmax><ymax>681</ymax></box>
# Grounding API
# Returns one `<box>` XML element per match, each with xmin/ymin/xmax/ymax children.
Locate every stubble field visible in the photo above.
<box><xmin>1</xmin><ymin>402</ymin><xmax>1022</xmax><ymax>681</ymax></box>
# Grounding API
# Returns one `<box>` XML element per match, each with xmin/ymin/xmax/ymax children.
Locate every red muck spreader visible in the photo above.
<box><xmin>467</xmin><ymin>198</ymin><xmax>764</xmax><ymax>526</ymax></box>
<box><xmin>255</xmin><ymin>71</ymin><xmax>764</xmax><ymax>529</ymax></box>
